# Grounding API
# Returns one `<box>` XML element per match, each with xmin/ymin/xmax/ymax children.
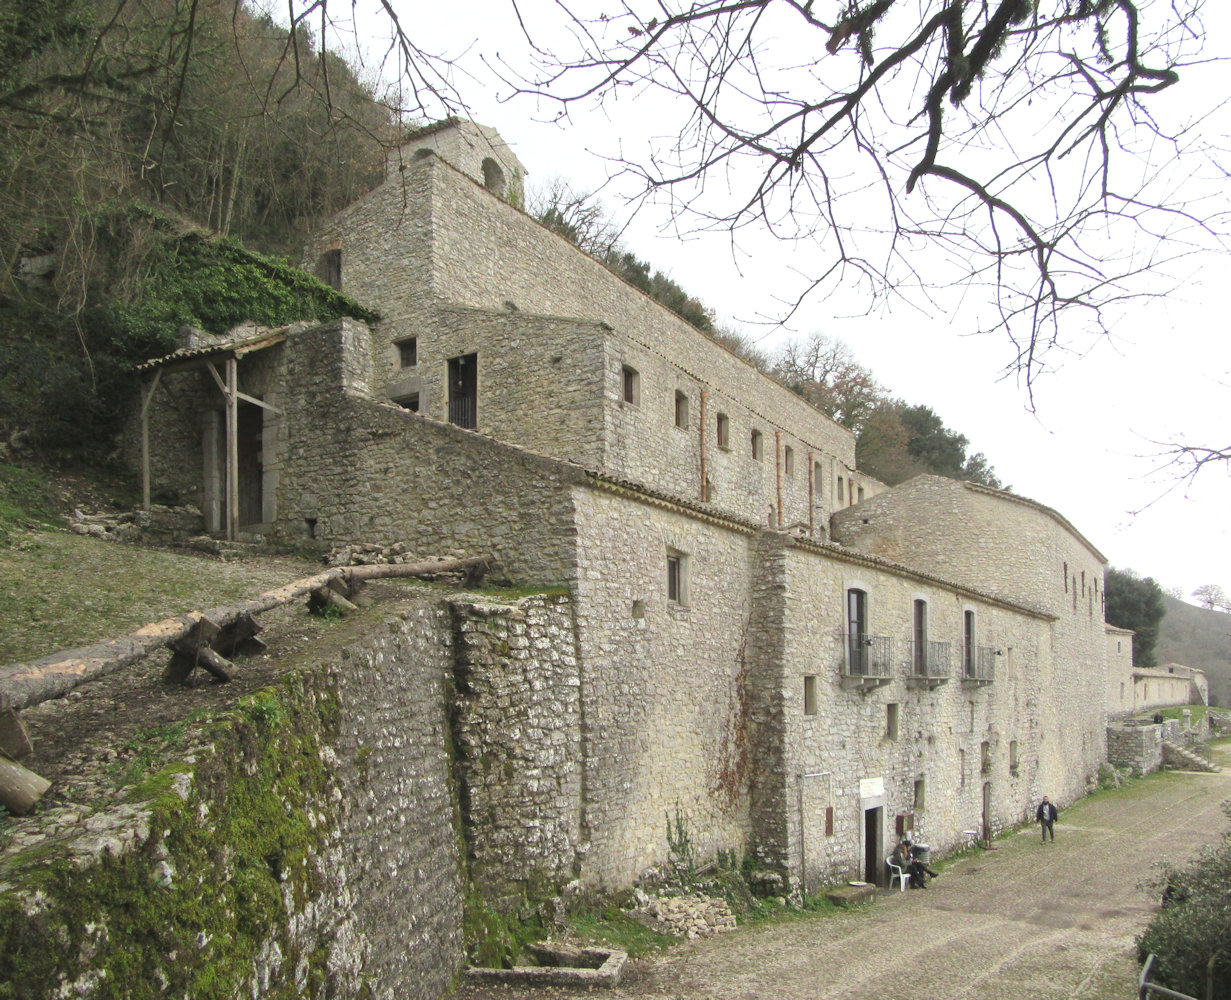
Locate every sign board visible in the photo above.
<box><xmin>859</xmin><ymin>777</ymin><xmax>884</xmax><ymax>799</ymax></box>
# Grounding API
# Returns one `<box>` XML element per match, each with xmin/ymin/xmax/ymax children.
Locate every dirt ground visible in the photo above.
<box><xmin>456</xmin><ymin>749</ymin><xmax>1231</xmax><ymax>1000</ymax></box>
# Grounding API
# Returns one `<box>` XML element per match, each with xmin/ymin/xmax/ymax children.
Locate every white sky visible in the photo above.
<box><xmin>326</xmin><ymin>1</ymin><xmax>1231</xmax><ymax>599</ymax></box>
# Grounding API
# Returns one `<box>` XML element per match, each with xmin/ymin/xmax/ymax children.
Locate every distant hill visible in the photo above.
<box><xmin>1154</xmin><ymin>595</ymin><xmax>1231</xmax><ymax>708</ymax></box>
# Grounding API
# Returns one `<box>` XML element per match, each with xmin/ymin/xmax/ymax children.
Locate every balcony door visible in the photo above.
<box><xmin>847</xmin><ymin>588</ymin><xmax>868</xmax><ymax>675</ymax></box>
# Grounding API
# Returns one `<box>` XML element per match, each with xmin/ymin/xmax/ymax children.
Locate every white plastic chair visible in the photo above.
<box><xmin>887</xmin><ymin>856</ymin><xmax>910</xmax><ymax>892</ymax></box>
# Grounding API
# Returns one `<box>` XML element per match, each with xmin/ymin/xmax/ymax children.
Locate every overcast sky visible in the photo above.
<box><xmin>327</xmin><ymin>1</ymin><xmax>1231</xmax><ymax>601</ymax></box>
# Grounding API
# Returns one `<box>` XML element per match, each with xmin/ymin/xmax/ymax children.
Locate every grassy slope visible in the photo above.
<box><xmin>0</xmin><ymin>530</ymin><xmax>320</xmax><ymax>664</ymax></box>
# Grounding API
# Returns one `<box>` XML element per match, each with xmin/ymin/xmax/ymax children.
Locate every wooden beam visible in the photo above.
<box><xmin>226</xmin><ymin>356</ymin><xmax>238</xmax><ymax>541</ymax></box>
<box><xmin>235</xmin><ymin>391</ymin><xmax>281</xmax><ymax>414</ymax></box>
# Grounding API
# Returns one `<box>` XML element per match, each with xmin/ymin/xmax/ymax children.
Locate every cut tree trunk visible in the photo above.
<box><xmin>0</xmin><ymin>754</ymin><xmax>51</xmax><ymax>815</ymax></box>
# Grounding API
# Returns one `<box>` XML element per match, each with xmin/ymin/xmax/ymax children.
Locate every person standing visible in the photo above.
<box><xmin>1036</xmin><ymin>795</ymin><xmax>1058</xmax><ymax>842</ymax></box>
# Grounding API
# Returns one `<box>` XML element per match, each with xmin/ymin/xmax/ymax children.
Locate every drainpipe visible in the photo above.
<box><xmin>699</xmin><ymin>390</ymin><xmax>709</xmax><ymax>502</ymax></box>
<box><xmin>807</xmin><ymin>449</ymin><xmax>815</xmax><ymax>538</ymax></box>
<box><xmin>775</xmin><ymin>431</ymin><xmax>783</xmax><ymax>527</ymax></box>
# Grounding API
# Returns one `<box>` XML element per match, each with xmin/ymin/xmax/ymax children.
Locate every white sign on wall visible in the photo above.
<box><xmin>859</xmin><ymin>777</ymin><xmax>884</xmax><ymax>799</ymax></box>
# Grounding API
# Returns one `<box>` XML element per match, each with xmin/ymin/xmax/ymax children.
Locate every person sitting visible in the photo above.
<box><xmin>893</xmin><ymin>839</ymin><xmax>939</xmax><ymax>888</ymax></box>
<box><xmin>910</xmin><ymin>841</ymin><xmax>940</xmax><ymax>883</ymax></box>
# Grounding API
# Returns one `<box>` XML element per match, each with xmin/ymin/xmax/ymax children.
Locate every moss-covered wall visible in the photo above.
<box><xmin>0</xmin><ymin>598</ymin><xmax>466</xmax><ymax>1000</ymax></box>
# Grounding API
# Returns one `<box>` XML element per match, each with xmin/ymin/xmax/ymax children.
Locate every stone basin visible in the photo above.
<box><xmin>466</xmin><ymin>944</ymin><xmax>628</xmax><ymax>988</ymax></box>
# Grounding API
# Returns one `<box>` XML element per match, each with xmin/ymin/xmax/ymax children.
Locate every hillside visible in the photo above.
<box><xmin>1155</xmin><ymin>594</ymin><xmax>1231</xmax><ymax>708</ymax></box>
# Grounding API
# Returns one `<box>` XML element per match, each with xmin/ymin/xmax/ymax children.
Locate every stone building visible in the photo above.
<box><xmin>133</xmin><ymin>119</ymin><xmax>1116</xmax><ymax>895</ymax></box>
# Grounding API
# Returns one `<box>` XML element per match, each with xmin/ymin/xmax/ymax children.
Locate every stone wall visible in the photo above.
<box><xmin>772</xmin><ymin>539</ymin><xmax>1054</xmax><ymax>890</ymax></box>
<box><xmin>450</xmin><ymin>595</ymin><xmax>584</xmax><ymax>909</ymax></box>
<box><xmin>1107</xmin><ymin>722</ymin><xmax>1163</xmax><ymax>776</ymax></box>
<box><xmin>269</xmin><ymin>320</ymin><xmax>584</xmax><ymax>584</ymax></box>
<box><xmin>568</xmin><ymin>484</ymin><xmax>761</xmax><ymax>887</ymax></box>
<box><xmin>831</xmin><ymin>475</ymin><xmax>1108</xmax><ymax>803</ymax></box>
<box><xmin>0</xmin><ymin>600</ymin><xmax>466</xmax><ymax>1000</ymax></box>
<box><xmin>302</xmin><ymin>152</ymin><xmax>874</xmax><ymax>533</ymax></box>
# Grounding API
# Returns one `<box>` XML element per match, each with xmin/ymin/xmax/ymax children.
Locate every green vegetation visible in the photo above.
<box><xmin>1105</xmin><ymin>567</ymin><xmax>1167</xmax><ymax>667</ymax></box>
<box><xmin>564</xmin><ymin>901</ymin><xmax>678</xmax><ymax>957</ymax></box>
<box><xmin>1137</xmin><ymin>799</ymin><xmax>1231</xmax><ymax>1000</ymax></box>
<box><xmin>0</xmin><ymin>463</ymin><xmax>59</xmax><ymax>542</ymax></box>
<box><xmin>0</xmin><ymin>678</ymin><xmax>345</xmax><ymax>999</ymax></box>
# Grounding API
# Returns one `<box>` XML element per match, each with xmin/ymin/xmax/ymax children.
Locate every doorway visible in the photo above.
<box><xmin>982</xmin><ymin>781</ymin><xmax>992</xmax><ymax>845</ymax></box>
<box><xmin>237</xmin><ymin>401</ymin><xmax>263</xmax><ymax>526</ymax></box>
<box><xmin>448</xmin><ymin>353</ymin><xmax>477</xmax><ymax>429</ymax></box>
<box><xmin>863</xmin><ymin>805</ymin><xmax>883</xmax><ymax>884</ymax></box>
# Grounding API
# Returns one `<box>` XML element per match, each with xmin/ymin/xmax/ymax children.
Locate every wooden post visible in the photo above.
<box><xmin>140</xmin><ymin>369</ymin><xmax>162</xmax><ymax>513</ymax></box>
<box><xmin>226</xmin><ymin>356</ymin><xmax>239</xmax><ymax>541</ymax></box>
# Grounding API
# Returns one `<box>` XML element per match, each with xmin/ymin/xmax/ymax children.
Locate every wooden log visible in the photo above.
<box><xmin>0</xmin><ymin>754</ymin><xmax>51</xmax><ymax>815</ymax></box>
<box><xmin>213</xmin><ymin>612</ymin><xmax>265</xmax><ymax>657</ymax></box>
<box><xmin>0</xmin><ymin>709</ymin><xmax>33</xmax><ymax>760</ymax></box>
<box><xmin>309</xmin><ymin>586</ymin><xmax>359</xmax><ymax>616</ymax></box>
<box><xmin>344</xmin><ymin>555</ymin><xmax>492</xmax><ymax>583</ymax></box>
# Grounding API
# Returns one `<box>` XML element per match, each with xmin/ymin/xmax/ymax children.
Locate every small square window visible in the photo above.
<box><xmin>716</xmin><ymin>413</ymin><xmax>730</xmax><ymax>449</ymax></box>
<box><xmin>783</xmin><ymin>446</ymin><xmax>794</xmax><ymax>476</ymax></box>
<box><xmin>395</xmin><ymin>392</ymin><xmax>420</xmax><ymax>412</ymax></box>
<box><xmin>674</xmin><ymin>390</ymin><xmax>689</xmax><ymax>429</ymax></box>
<box><xmin>622</xmin><ymin>365</ymin><xmax>640</xmax><ymax>406</ymax></box>
<box><xmin>398</xmin><ymin>338</ymin><xmax>417</xmax><ymax>368</ymax></box>
<box><xmin>804</xmin><ymin>675</ymin><xmax>817</xmax><ymax>716</ymax></box>
<box><xmin>751</xmin><ymin>429</ymin><xmax>763</xmax><ymax>461</ymax></box>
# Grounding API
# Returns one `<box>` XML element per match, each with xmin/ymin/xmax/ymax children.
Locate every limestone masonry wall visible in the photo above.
<box><xmin>450</xmin><ymin>595</ymin><xmax>585</xmax><ymax>909</ymax></box>
<box><xmin>0</xmin><ymin>600</ymin><xmax>466</xmax><ymax>1000</ymax></box>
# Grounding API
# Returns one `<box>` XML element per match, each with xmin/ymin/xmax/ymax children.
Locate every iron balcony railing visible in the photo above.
<box><xmin>841</xmin><ymin>633</ymin><xmax>893</xmax><ymax>679</ymax></box>
<box><xmin>962</xmin><ymin>644</ymin><xmax>997</xmax><ymax>682</ymax></box>
<box><xmin>907</xmin><ymin>639</ymin><xmax>951</xmax><ymax>679</ymax></box>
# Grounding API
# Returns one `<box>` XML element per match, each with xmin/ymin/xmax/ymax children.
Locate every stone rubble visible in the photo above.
<box><xmin>635</xmin><ymin>894</ymin><xmax>737</xmax><ymax>939</ymax></box>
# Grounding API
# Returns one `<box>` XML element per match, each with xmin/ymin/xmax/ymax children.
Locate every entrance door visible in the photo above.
<box><xmin>864</xmin><ymin>805</ymin><xmax>882</xmax><ymax>884</ymax></box>
<box><xmin>448</xmin><ymin>353</ymin><xmax>477</xmax><ymax>429</ymax></box>
<box><xmin>237</xmin><ymin>401</ymin><xmax>263</xmax><ymax>526</ymax></box>
<box><xmin>982</xmin><ymin>782</ymin><xmax>992</xmax><ymax>845</ymax></box>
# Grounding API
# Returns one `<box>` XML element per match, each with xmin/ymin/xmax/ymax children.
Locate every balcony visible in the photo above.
<box><xmin>906</xmin><ymin>640</ymin><xmax>951</xmax><ymax>690</ymax></box>
<box><xmin>961</xmin><ymin>645</ymin><xmax>997</xmax><ymax>687</ymax></box>
<box><xmin>840</xmin><ymin>633</ymin><xmax>893</xmax><ymax>691</ymax></box>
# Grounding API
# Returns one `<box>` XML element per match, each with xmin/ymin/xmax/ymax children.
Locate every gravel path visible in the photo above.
<box><xmin>456</xmin><ymin>752</ymin><xmax>1231</xmax><ymax>1000</ymax></box>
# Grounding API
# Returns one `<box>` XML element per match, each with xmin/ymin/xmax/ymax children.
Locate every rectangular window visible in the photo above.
<box><xmin>803</xmin><ymin>675</ymin><xmax>817</xmax><ymax>716</ymax></box>
<box><xmin>716</xmin><ymin>412</ymin><xmax>730</xmax><ymax>449</ymax></box>
<box><xmin>846</xmin><ymin>588</ymin><xmax>868</xmax><ymax>675</ymax></box>
<box><xmin>913</xmin><ymin>599</ymin><xmax>928</xmax><ymax>674</ymax></box>
<box><xmin>783</xmin><ymin>446</ymin><xmax>794</xmax><ymax>476</ymax></box>
<box><xmin>980</xmin><ymin>740</ymin><xmax>991</xmax><ymax>775</ymax></box>
<box><xmin>913</xmin><ymin>778</ymin><xmax>925</xmax><ymax>812</ymax></box>
<box><xmin>857</xmin><ymin>485</ymin><xmax>865</xmax><ymax>502</ymax></box>
<box><xmin>959</xmin><ymin>749</ymin><xmax>966</xmax><ymax>788</ymax></box>
<box><xmin>1009</xmin><ymin>740</ymin><xmax>1019</xmax><ymax>775</ymax></box>
<box><xmin>396</xmin><ymin>392</ymin><xmax>420</xmax><ymax>413</ymax></box>
<box><xmin>666</xmin><ymin>549</ymin><xmax>689</xmax><ymax>606</ymax></box>
<box><xmin>838</xmin><ymin>476</ymin><xmax>845</xmax><ymax>502</ymax></box>
<box><xmin>814</xmin><ymin>461</ymin><xmax>823</xmax><ymax>499</ymax></box>
<box><xmin>964</xmin><ymin>610</ymin><xmax>975</xmax><ymax>677</ymax></box>
<box><xmin>397</xmin><ymin>337</ymin><xmax>418</xmax><ymax>368</ymax></box>
<box><xmin>622</xmin><ymin>365</ymin><xmax>640</xmax><ymax>406</ymax></box>
<box><xmin>674</xmin><ymin>390</ymin><xmax>689</xmax><ymax>429</ymax></box>
<box><xmin>751</xmin><ymin>429</ymin><xmax>764</xmax><ymax>461</ymax></box>
<box><xmin>886</xmin><ymin>703</ymin><xmax>899</xmax><ymax>740</ymax></box>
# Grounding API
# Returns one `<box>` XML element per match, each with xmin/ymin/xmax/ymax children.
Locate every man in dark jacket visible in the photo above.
<box><xmin>1036</xmin><ymin>795</ymin><xmax>1058</xmax><ymax>842</ymax></box>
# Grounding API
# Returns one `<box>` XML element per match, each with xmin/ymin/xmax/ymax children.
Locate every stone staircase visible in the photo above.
<box><xmin>1161</xmin><ymin>739</ymin><xmax>1221</xmax><ymax>773</ymax></box>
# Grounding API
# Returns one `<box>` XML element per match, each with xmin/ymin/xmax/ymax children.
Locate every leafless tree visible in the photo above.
<box><xmin>501</xmin><ymin>0</ymin><xmax>1226</xmax><ymax>399</ymax></box>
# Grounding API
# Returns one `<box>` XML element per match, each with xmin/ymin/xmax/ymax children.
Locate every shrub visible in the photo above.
<box><xmin>1137</xmin><ymin>800</ymin><xmax>1231</xmax><ymax>999</ymax></box>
